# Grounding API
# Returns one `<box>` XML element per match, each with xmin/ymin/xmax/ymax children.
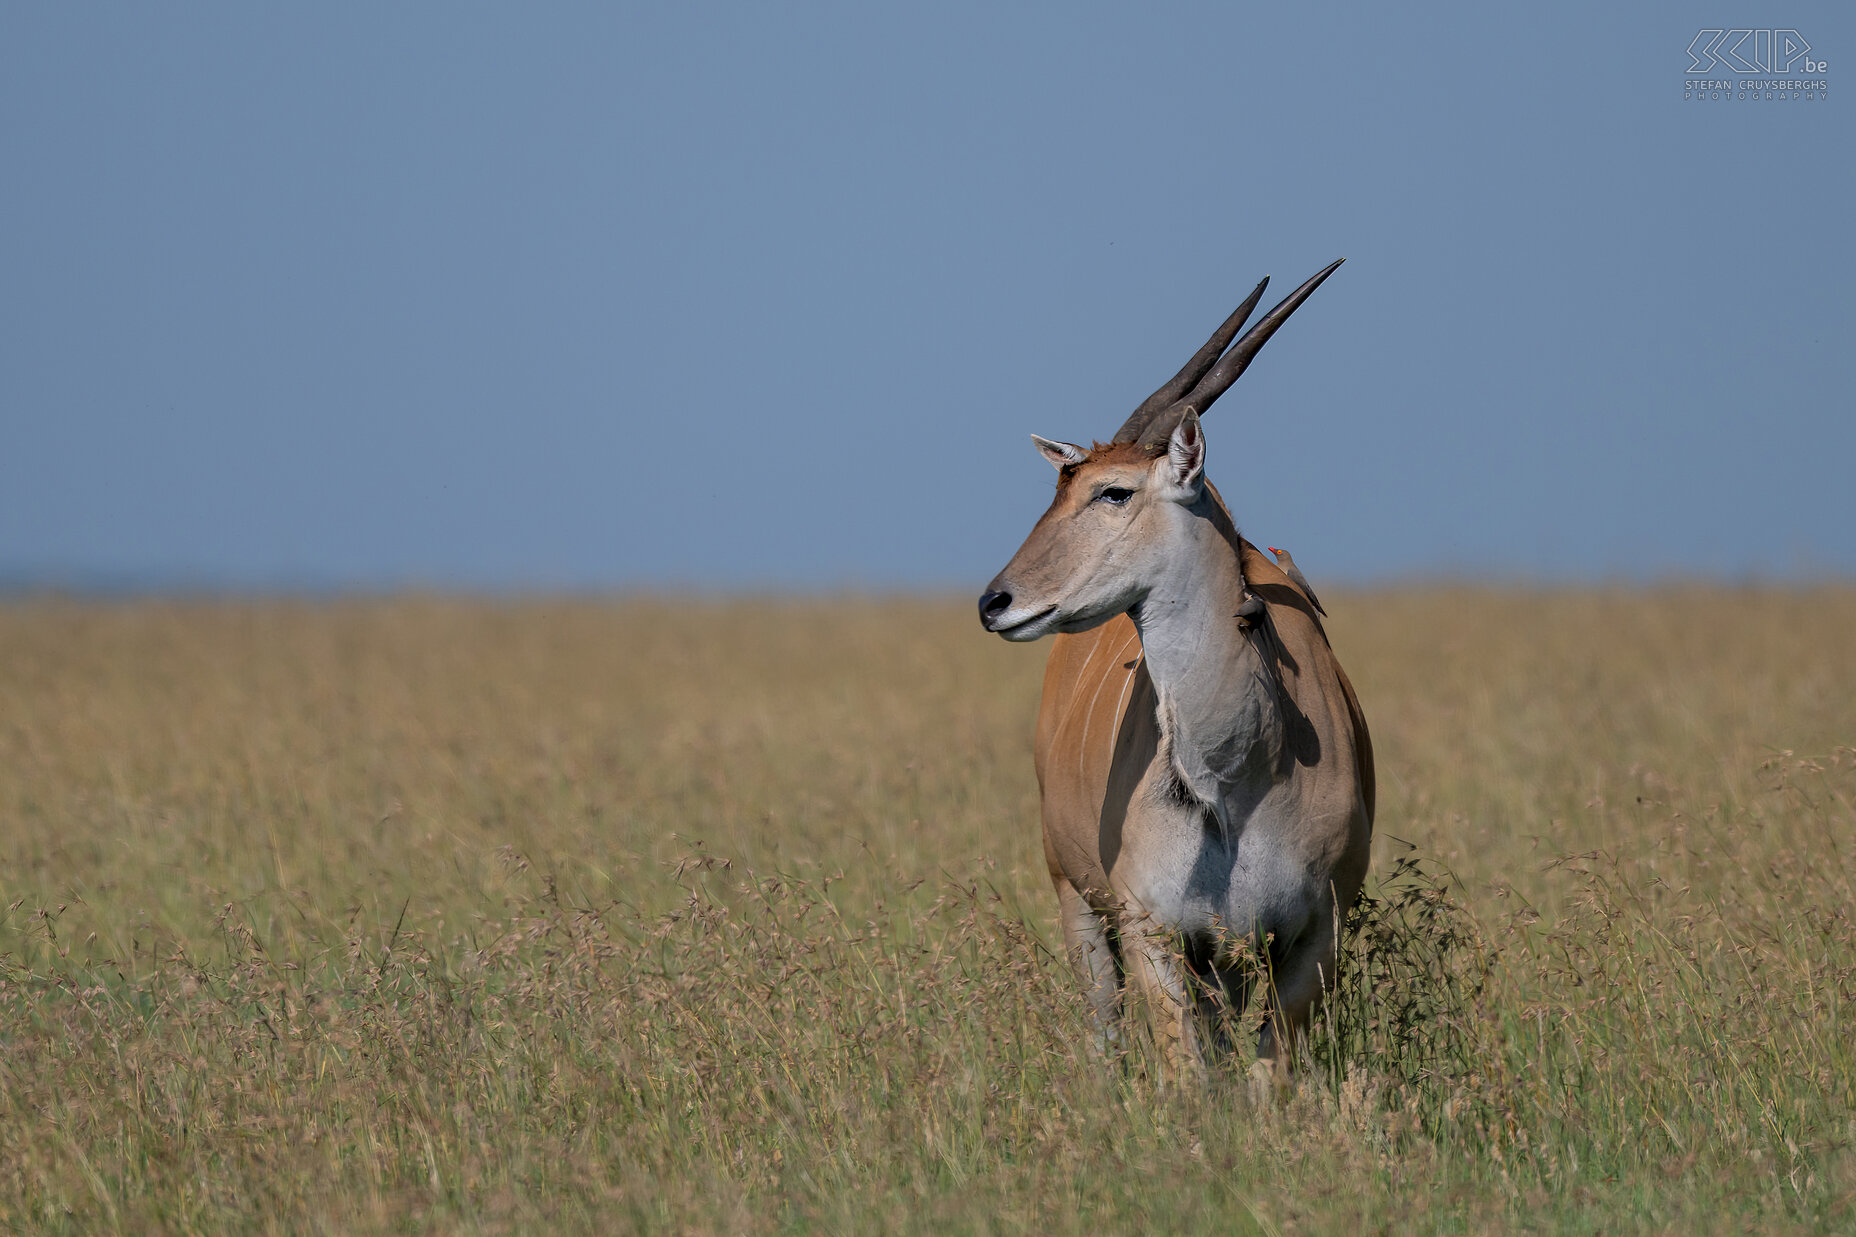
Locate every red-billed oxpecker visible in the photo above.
<box><xmin>978</xmin><ymin>262</ymin><xmax>1373</xmax><ymax>1084</ymax></box>
<box><xmin>1267</xmin><ymin>546</ymin><xmax>1327</xmax><ymax>618</ymax></box>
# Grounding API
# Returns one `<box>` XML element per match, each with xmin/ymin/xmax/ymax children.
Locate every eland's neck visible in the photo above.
<box><xmin>1128</xmin><ymin>491</ymin><xmax>1283</xmax><ymax>817</ymax></box>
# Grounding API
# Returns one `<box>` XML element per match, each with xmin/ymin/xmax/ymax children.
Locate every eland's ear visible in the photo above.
<box><xmin>1159</xmin><ymin>409</ymin><xmax>1205</xmax><ymax>495</ymax></box>
<box><xmin>1031</xmin><ymin>434</ymin><xmax>1088</xmax><ymax>469</ymax></box>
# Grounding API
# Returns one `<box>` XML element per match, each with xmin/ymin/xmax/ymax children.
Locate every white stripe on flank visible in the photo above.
<box><xmin>1110</xmin><ymin>629</ymin><xmax>1142</xmax><ymax>737</ymax></box>
<box><xmin>1075</xmin><ymin>633</ymin><xmax>1114</xmax><ymax>787</ymax></box>
<box><xmin>1078</xmin><ymin>626</ymin><xmax>1142</xmax><ymax>789</ymax></box>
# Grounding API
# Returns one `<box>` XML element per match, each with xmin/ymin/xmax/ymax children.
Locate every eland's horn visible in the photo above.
<box><xmin>1111</xmin><ymin>276</ymin><xmax>1270</xmax><ymax>444</ymax></box>
<box><xmin>1132</xmin><ymin>258</ymin><xmax>1346</xmax><ymax>450</ymax></box>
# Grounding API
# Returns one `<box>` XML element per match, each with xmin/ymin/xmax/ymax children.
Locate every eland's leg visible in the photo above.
<box><xmin>1119</xmin><ymin>911</ymin><xmax>1199</xmax><ymax>1086</ymax></box>
<box><xmin>1195</xmin><ymin>957</ymin><xmax>1253</xmax><ymax>1060</ymax></box>
<box><xmin>1255</xmin><ymin>911</ymin><xmax>1340</xmax><ymax>1077</ymax></box>
<box><xmin>1056</xmin><ymin>877</ymin><xmax>1122</xmax><ymax>1052</ymax></box>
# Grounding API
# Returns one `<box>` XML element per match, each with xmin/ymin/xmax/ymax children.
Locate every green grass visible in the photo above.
<box><xmin>1</xmin><ymin>591</ymin><xmax>1853</xmax><ymax>1233</ymax></box>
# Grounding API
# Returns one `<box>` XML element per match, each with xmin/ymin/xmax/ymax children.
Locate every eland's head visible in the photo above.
<box><xmin>979</xmin><ymin>260</ymin><xmax>1343</xmax><ymax>641</ymax></box>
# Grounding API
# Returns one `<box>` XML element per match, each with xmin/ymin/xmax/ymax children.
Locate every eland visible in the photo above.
<box><xmin>978</xmin><ymin>261</ymin><xmax>1373</xmax><ymax>1081</ymax></box>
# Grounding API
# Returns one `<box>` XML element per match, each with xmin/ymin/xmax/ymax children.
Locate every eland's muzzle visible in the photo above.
<box><xmin>977</xmin><ymin>588</ymin><xmax>1013</xmax><ymax>630</ymax></box>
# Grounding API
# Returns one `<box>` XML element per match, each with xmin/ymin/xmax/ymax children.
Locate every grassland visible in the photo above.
<box><xmin>1</xmin><ymin>590</ymin><xmax>1853</xmax><ymax>1234</ymax></box>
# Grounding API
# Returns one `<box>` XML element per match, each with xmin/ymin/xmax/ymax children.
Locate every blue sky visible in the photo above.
<box><xmin>2</xmin><ymin>4</ymin><xmax>1850</xmax><ymax>590</ymax></box>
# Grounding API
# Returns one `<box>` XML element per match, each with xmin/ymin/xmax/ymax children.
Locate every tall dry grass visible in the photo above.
<box><xmin>0</xmin><ymin>590</ymin><xmax>1852</xmax><ymax>1234</ymax></box>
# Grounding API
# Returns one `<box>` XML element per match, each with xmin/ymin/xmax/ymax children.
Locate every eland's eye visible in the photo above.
<box><xmin>1098</xmin><ymin>487</ymin><xmax>1133</xmax><ymax>505</ymax></box>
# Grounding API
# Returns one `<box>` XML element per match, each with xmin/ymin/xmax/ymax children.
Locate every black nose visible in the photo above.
<box><xmin>978</xmin><ymin>590</ymin><xmax>1012</xmax><ymax>627</ymax></box>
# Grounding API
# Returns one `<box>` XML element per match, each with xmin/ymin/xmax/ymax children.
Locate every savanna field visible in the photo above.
<box><xmin>1</xmin><ymin>591</ymin><xmax>1853</xmax><ymax>1235</ymax></box>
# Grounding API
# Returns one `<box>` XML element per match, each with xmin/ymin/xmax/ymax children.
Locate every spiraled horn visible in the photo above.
<box><xmin>1135</xmin><ymin>259</ymin><xmax>1345</xmax><ymax>450</ymax></box>
<box><xmin>1111</xmin><ymin>276</ymin><xmax>1270</xmax><ymax>444</ymax></box>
